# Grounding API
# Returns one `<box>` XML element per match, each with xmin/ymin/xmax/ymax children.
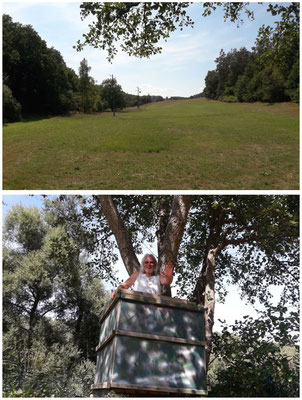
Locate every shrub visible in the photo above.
<box><xmin>219</xmin><ymin>95</ymin><xmax>238</xmax><ymax>103</ymax></box>
<box><xmin>286</xmin><ymin>61</ymin><xmax>299</xmax><ymax>103</ymax></box>
<box><xmin>3</xmin><ymin>84</ymin><xmax>22</xmax><ymax>123</ymax></box>
<box><xmin>259</xmin><ymin>66</ymin><xmax>287</xmax><ymax>102</ymax></box>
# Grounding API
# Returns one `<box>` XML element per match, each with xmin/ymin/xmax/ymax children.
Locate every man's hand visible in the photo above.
<box><xmin>160</xmin><ymin>262</ymin><xmax>174</xmax><ymax>278</ymax></box>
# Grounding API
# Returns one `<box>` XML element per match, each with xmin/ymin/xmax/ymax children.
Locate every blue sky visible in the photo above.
<box><xmin>3</xmin><ymin>1</ymin><xmax>281</xmax><ymax>97</ymax></box>
<box><xmin>2</xmin><ymin>194</ymin><xmax>47</xmax><ymax>216</ymax></box>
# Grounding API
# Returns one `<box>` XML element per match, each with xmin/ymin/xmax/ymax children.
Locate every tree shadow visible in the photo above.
<box><xmin>18</xmin><ymin>114</ymin><xmax>56</xmax><ymax>124</ymax></box>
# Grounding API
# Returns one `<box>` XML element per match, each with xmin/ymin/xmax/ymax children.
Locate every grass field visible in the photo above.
<box><xmin>3</xmin><ymin>98</ymin><xmax>299</xmax><ymax>190</ymax></box>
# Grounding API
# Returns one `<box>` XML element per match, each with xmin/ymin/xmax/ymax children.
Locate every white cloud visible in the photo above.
<box><xmin>3</xmin><ymin>2</ymin><xmax>280</xmax><ymax>97</ymax></box>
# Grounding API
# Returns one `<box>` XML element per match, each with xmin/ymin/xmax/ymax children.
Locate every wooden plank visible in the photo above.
<box><xmin>116</xmin><ymin>298</ymin><xmax>122</xmax><ymax>333</ymax></box>
<box><xmin>120</xmin><ymin>288</ymin><xmax>205</xmax><ymax>309</ymax></box>
<box><xmin>109</xmin><ymin>335</ymin><xmax>117</xmax><ymax>385</ymax></box>
<box><xmin>120</xmin><ymin>289</ymin><xmax>205</xmax><ymax>312</ymax></box>
<box><xmin>121</xmin><ymin>289</ymin><xmax>200</xmax><ymax>307</ymax></box>
<box><xmin>92</xmin><ymin>382</ymin><xmax>208</xmax><ymax>395</ymax></box>
<box><xmin>99</xmin><ymin>289</ymin><xmax>205</xmax><ymax>326</ymax></box>
<box><xmin>95</xmin><ymin>330</ymin><xmax>115</xmax><ymax>352</ymax></box>
<box><xmin>99</xmin><ymin>293</ymin><xmax>120</xmax><ymax>324</ymax></box>
<box><xmin>96</xmin><ymin>328</ymin><xmax>206</xmax><ymax>351</ymax></box>
<box><xmin>115</xmin><ymin>329</ymin><xmax>206</xmax><ymax>347</ymax></box>
<box><xmin>91</xmin><ymin>382</ymin><xmax>110</xmax><ymax>389</ymax></box>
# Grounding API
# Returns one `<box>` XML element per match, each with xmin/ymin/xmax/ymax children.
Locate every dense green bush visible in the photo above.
<box><xmin>219</xmin><ymin>95</ymin><xmax>238</xmax><ymax>103</ymax></box>
<box><xmin>3</xmin><ymin>83</ymin><xmax>22</xmax><ymax>123</ymax></box>
<box><xmin>208</xmin><ymin>315</ymin><xmax>299</xmax><ymax>397</ymax></box>
<box><xmin>286</xmin><ymin>61</ymin><xmax>299</xmax><ymax>103</ymax></box>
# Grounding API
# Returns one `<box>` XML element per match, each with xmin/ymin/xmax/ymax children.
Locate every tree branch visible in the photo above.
<box><xmin>158</xmin><ymin>195</ymin><xmax>192</xmax><ymax>266</ymax></box>
<box><xmin>98</xmin><ymin>195</ymin><xmax>140</xmax><ymax>275</ymax></box>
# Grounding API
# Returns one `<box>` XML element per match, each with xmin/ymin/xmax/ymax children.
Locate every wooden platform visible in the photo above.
<box><xmin>92</xmin><ymin>289</ymin><xmax>207</xmax><ymax>397</ymax></box>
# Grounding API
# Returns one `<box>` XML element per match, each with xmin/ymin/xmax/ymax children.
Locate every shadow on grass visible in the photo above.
<box><xmin>3</xmin><ymin>108</ymin><xmax>144</xmax><ymax>126</ymax></box>
<box><xmin>19</xmin><ymin>114</ymin><xmax>56</xmax><ymax>124</ymax></box>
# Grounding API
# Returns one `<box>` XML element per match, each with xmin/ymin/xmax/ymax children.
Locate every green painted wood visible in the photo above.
<box><xmin>118</xmin><ymin>299</ymin><xmax>205</xmax><ymax>341</ymax></box>
<box><xmin>98</xmin><ymin>301</ymin><xmax>118</xmax><ymax>345</ymax></box>
<box><xmin>112</xmin><ymin>336</ymin><xmax>206</xmax><ymax>391</ymax></box>
<box><xmin>120</xmin><ymin>289</ymin><xmax>205</xmax><ymax>312</ymax></box>
<box><xmin>94</xmin><ymin>338</ymin><xmax>115</xmax><ymax>385</ymax></box>
<box><xmin>94</xmin><ymin>291</ymin><xmax>207</xmax><ymax>395</ymax></box>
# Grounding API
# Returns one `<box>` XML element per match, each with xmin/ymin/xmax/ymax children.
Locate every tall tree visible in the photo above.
<box><xmin>85</xmin><ymin>195</ymin><xmax>298</xmax><ymax>370</ymax></box>
<box><xmin>3</xmin><ymin>14</ymin><xmax>80</xmax><ymax>116</ymax></box>
<box><xmin>78</xmin><ymin>58</ymin><xmax>98</xmax><ymax>113</ymax></box>
<box><xmin>3</xmin><ymin>198</ymin><xmax>109</xmax><ymax>396</ymax></box>
<box><xmin>3</xmin><ymin>195</ymin><xmax>298</xmax><ymax>396</ymax></box>
<box><xmin>101</xmin><ymin>76</ymin><xmax>125</xmax><ymax>116</ymax></box>
<box><xmin>203</xmin><ymin>46</ymin><xmax>294</xmax><ymax>103</ymax></box>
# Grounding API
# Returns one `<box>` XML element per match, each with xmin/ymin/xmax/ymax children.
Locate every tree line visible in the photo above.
<box><xmin>3</xmin><ymin>14</ymin><xmax>165</xmax><ymax>123</ymax></box>
<box><xmin>203</xmin><ymin>4</ymin><xmax>299</xmax><ymax>103</ymax></box>
<box><xmin>3</xmin><ymin>195</ymin><xmax>299</xmax><ymax>397</ymax></box>
<box><xmin>77</xmin><ymin>2</ymin><xmax>299</xmax><ymax>105</ymax></box>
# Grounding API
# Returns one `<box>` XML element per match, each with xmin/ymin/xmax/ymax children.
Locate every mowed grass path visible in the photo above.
<box><xmin>3</xmin><ymin>98</ymin><xmax>299</xmax><ymax>189</ymax></box>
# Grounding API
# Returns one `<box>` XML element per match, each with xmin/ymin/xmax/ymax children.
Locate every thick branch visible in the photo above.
<box><xmin>98</xmin><ymin>195</ymin><xmax>140</xmax><ymax>275</ymax></box>
<box><xmin>155</xmin><ymin>197</ymin><xmax>171</xmax><ymax>257</ymax></box>
<box><xmin>158</xmin><ymin>195</ymin><xmax>191</xmax><ymax>296</ymax></box>
<box><xmin>158</xmin><ymin>195</ymin><xmax>192</xmax><ymax>267</ymax></box>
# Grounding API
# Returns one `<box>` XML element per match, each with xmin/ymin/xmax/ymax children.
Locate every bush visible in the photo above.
<box><xmin>219</xmin><ymin>95</ymin><xmax>238</xmax><ymax>103</ymax></box>
<box><xmin>3</xmin><ymin>84</ymin><xmax>22</xmax><ymax>123</ymax></box>
<box><xmin>209</xmin><ymin>316</ymin><xmax>299</xmax><ymax>397</ymax></box>
<box><xmin>286</xmin><ymin>61</ymin><xmax>299</xmax><ymax>103</ymax></box>
<box><xmin>259</xmin><ymin>66</ymin><xmax>287</xmax><ymax>103</ymax></box>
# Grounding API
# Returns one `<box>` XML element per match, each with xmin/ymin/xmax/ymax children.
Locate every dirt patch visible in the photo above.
<box><xmin>166</xmin><ymin>128</ymin><xmax>194</xmax><ymax>134</ymax></box>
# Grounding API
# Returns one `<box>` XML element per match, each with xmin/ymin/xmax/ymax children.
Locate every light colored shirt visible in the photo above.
<box><xmin>132</xmin><ymin>272</ymin><xmax>161</xmax><ymax>295</ymax></box>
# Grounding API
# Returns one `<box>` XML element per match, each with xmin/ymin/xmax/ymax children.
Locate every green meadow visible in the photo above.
<box><xmin>3</xmin><ymin>98</ymin><xmax>299</xmax><ymax>190</ymax></box>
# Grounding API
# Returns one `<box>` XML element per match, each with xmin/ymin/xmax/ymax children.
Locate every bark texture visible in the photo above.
<box><xmin>158</xmin><ymin>195</ymin><xmax>192</xmax><ymax>295</ymax></box>
<box><xmin>192</xmin><ymin>203</ymin><xmax>228</xmax><ymax>369</ymax></box>
<box><xmin>158</xmin><ymin>195</ymin><xmax>192</xmax><ymax>266</ymax></box>
<box><xmin>98</xmin><ymin>195</ymin><xmax>140</xmax><ymax>275</ymax></box>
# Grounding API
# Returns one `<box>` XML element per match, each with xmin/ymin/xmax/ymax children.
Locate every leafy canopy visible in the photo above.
<box><xmin>76</xmin><ymin>2</ymin><xmax>256</xmax><ymax>62</ymax></box>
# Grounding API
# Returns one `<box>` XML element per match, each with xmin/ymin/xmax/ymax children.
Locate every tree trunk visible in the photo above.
<box><xmin>156</xmin><ymin>197</ymin><xmax>172</xmax><ymax>262</ymax></box>
<box><xmin>98</xmin><ymin>195</ymin><xmax>140</xmax><ymax>275</ymax></box>
<box><xmin>203</xmin><ymin>248</ymin><xmax>216</xmax><ymax>369</ymax></box>
<box><xmin>158</xmin><ymin>195</ymin><xmax>192</xmax><ymax>295</ymax></box>
<box><xmin>99</xmin><ymin>195</ymin><xmax>191</xmax><ymax>297</ymax></box>
<box><xmin>158</xmin><ymin>195</ymin><xmax>192</xmax><ymax>266</ymax></box>
<box><xmin>25</xmin><ymin>294</ymin><xmax>40</xmax><ymax>372</ymax></box>
<box><xmin>192</xmin><ymin>239</ymin><xmax>225</xmax><ymax>370</ymax></box>
<box><xmin>191</xmin><ymin>201</ymin><xmax>228</xmax><ymax>369</ymax></box>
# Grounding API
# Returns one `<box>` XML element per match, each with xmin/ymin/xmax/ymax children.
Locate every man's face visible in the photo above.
<box><xmin>143</xmin><ymin>256</ymin><xmax>156</xmax><ymax>275</ymax></box>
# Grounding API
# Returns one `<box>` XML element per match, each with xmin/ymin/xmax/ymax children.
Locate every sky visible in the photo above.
<box><xmin>2</xmin><ymin>1</ymin><xmax>282</xmax><ymax>97</ymax></box>
<box><xmin>2</xmin><ymin>194</ymin><xmax>284</xmax><ymax>332</ymax></box>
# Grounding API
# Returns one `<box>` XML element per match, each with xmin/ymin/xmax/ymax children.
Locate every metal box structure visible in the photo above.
<box><xmin>92</xmin><ymin>289</ymin><xmax>207</xmax><ymax>396</ymax></box>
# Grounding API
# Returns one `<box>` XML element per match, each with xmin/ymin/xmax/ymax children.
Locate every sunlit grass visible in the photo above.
<box><xmin>3</xmin><ymin>98</ymin><xmax>299</xmax><ymax>189</ymax></box>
